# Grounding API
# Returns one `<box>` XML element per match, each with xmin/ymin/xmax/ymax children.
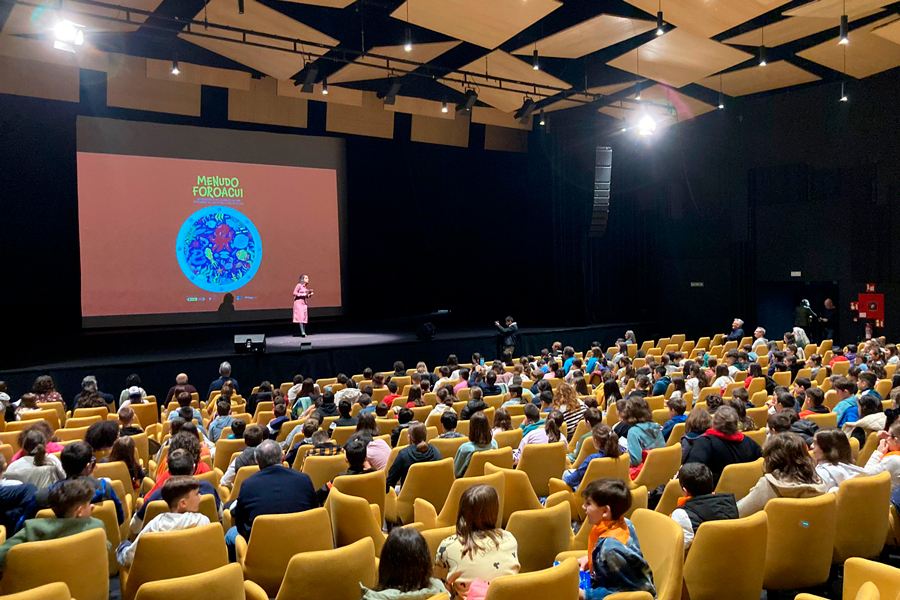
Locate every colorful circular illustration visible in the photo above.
<box><xmin>175</xmin><ymin>206</ymin><xmax>262</xmax><ymax>293</ymax></box>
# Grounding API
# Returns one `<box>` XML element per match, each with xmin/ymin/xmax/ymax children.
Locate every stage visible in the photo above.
<box><xmin>1</xmin><ymin>316</ymin><xmax>654</xmax><ymax>407</ymax></box>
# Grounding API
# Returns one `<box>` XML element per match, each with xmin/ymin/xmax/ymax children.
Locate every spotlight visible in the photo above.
<box><xmin>171</xmin><ymin>58</ymin><xmax>180</xmax><ymax>75</ymax></box>
<box><xmin>621</xmin><ymin>117</ymin><xmax>628</xmax><ymax>132</ymax></box>
<box><xmin>718</xmin><ymin>92</ymin><xmax>724</xmax><ymax>109</ymax></box>
<box><xmin>840</xmin><ymin>81</ymin><xmax>848</xmax><ymax>102</ymax></box>
<box><xmin>295</xmin><ymin>65</ymin><xmax>319</xmax><ymax>93</ymax></box>
<box><xmin>457</xmin><ymin>89</ymin><xmax>477</xmax><ymax>114</ymax></box>
<box><xmin>638</xmin><ymin>114</ymin><xmax>656</xmax><ymax>136</ymax></box>
<box><xmin>532</xmin><ymin>49</ymin><xmax>539</xmax><ymax>71</ymax></box>
<box><xmin>442</xmin><ymin>101</ymin><xmax>448</xmax><ymax>113</ymax></box>
<box><xmin>404</xmin><ymin>27</ymin><xmax>412</xmax><ymax>52</ymax></box>
<box><xmin>383</xmin><ymin>78</ymin><xmax>402</xmax><ymax>105</ymax></box>
<box><xmin>322</xmin><ymin>78</ymin><xmax>328</xmax><ymax>95</ymax></box>
<box><xmin>759</xmin><ymin>45</ymin><xmax>767</xmax><ymax>67</ymax></box>
<box><xmin>539</xmin><ymin>110</ymin><xmax>545</xmax><ymax>126</ymax></box>
<box><xmin>839</xmin><ymin>14</ymin><xmax>849</xmax><ymax>45</ymax></box>
<box><xmin>515</xmin><ymin>98</ymin><xmax>536</xmax><ymax>124</ymax></box>
<box><xmin>635</xmin><ymin>81</ymin><xmax>642</xmax><ymax>101</ymax></box>
<box><xmin>656</xmin><ymin>11</ymin><xmax>664</xmax><ymax>36</ymax></box>
<box><xmin>53</xmin><ymin>19</ymin><xmax>85</xmax><ymax>52</ymax></box>
<box><xmin>238</xmin><ymin>0</ymin><xmax>244</xmax><ymax>14</ymax></box>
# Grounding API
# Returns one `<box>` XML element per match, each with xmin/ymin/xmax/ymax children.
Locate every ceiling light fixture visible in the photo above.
<box><xmin>53</xmin><ymin>19</ymin><xmax>85</xmax><ymax>52</ymax></box>
<box><xmin>295</xmin><ymin>65</ymin><xmax>319</xmax><ymax>93</ymax></box>
<box><xmin>532</xmin><ymin>48</ymin><xmax>539</xmax><ymax>71</ymax></box>
<box><xmin>238</xmin><ymin>0</ymin><xmax>244</xmax><ymax>14</ymax></box>
<box><xmin>515</xmin><ymin>97</ymin><xmax>536</xmax><ymax>123</ymax></box>
<box><xmin>638</xmin><ymin>114</ymin><xmax>656</xmax><ymax>136</ymax></box>
<box><xmin>384</xmin><ymin>78</ymin><xmax>401</xmax><ymax>104</ymax></box>
<box><xmin>759</xmin><ymin>27</ymin><xmax>766</xmax><ymax>66</ymax></box>
<box><xmin>442</xmin><ymin>101</ymin><xmax>448</xmax><ymax>113</ymax></box>
<box><xmin>635</xmin><ymin>80</ymin><xmax>642</xmax><ymax>101</ymax></box>
<box><xmin>404</xmin><ymin>28</ymin><xmax>412</xmax><ymax>52</ymax></box>
<box><xmin>840</xmin><ymin>80</ymin><xmax>848</xmax><ymax>102</ymax></box>
<box><xmin>839</xmin><ymin>46</ymin><xmax>848</xmax><ymax>102</ymax></box>
<box><xmin>657</xmin><ymin>0</ymin><xmax>664</xmax><ymax>35</ymax></box>
<box><xmin>539</xmin><ymin>110</ymin><xmax>546</xmax><ymax>126</ymax></box>
<box><xmin>718</xmin><ymin>75</ymin><xmax>724</xmax><ymax>109</ymax></box>
<box><xmin>322</xmin><ymin>78</ymin><xmax>329</xmax><ymax>95</ymax></box>
<box><xmin>171</xmin><ymin>58</ymin><xmax>180</xmax><ymax>75</ymax></box>
<box><xmin>621</xmin><ymin>117</ymin><xmax>628</xmax><ymax>132</ymax></box>
<box><xmin>839</xmin><ymin>14</ymin><xmax>849</xmax><ymax>45</ymax></box>
<box><xmin>457</xmin><ymin>89</ymin><xmax>477</xmax><ymax>114</ymax></box>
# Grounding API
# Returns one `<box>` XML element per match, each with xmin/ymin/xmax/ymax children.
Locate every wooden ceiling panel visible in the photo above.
<box><xmin>178</xmin><ymin>0</ymin><xmax>338</xmax><ymax>81</ymax></box>
<box><xmin>697</xmin><ymin>60</ymin><xmax>820</xmax><ymax>96</ymax></box>
<box><xmin>0</xmin><ymin>33</ymin><xmax>109</xmax><ymax>71</ymax></box>
<box><xmin>385</xmin><ymin>96</ymin><xmax>456</xmax><ymax>120</ymax></box>
<box><xmin>411</xmin><ymin>114</ymin><xmax>470</xmax><ymax>147</ymax></box>
<box><xmin>797</xmin><ymin>16</ymin><xmax>900</xmax><ymax>78</ymax></box>
<box><xmin>511</xmin><ymin>14</ymin><xmax>655</xmax><ymax>59</ymax></box>
<box><xmin>471</xmin><ymin>106</ymin><xmax>532</xmax><ymax>130</ymax></box>
<box><xmin>607</xmin><ymin>29</ymin><xmax>753</xmax><ymax>89</ymax></box>
<box><xmin>439</xmin><ymin>50</ymin><xmax>571</xmax><ymax>113</ymax></box>
<box><xmin>328</xmin><ymin>41</ymin><xmax>459</xmax><ymax>84</ymax></box>
<box><xmin>391</xmin><ymin>0</ymin><xmax>561</xmax><ymax>49</ymax></box>
<box><xmin>325</xmin><ymin>90</ymin><xmax>395</xmax><ymax>138</ymax></box>
<box><xmin>621</xmin><ymin>0</ymin><xmax>794</xmax><ymax>38</ymax></box>
<box><xmin>229</xmin><ymin>77</ymin><xmax>308</xmax><ymax>128</ymax></box>
<box><xmin>783</xmin><ymin>0</ymin><xmax>890</xmax><ymax>19</ymax></box>
<box><xmin>279</xmin><ymin>0</ymin><xmax>357</xmax><ymax>7</ymax></box>
<box><xmin>639</xmin><ymin>84</ymin><xmax>717</xmax><ymax>121</ymax></box>
<box><xmin>598</xmin><ymin>84</ymin><xmax>714</xmax><ymax>128</ymax></box>
<box><xmin>723</xmin><ymin>11</ymin><xmax>883</xmax><ymax>47</ymax></box>
<box><xmin>542</xmin><ymin>82</ymin><xmax>636</xmax><ymax>113</ymax></box>
<box><xmin>146</xmin><ymin>59</ymin><xmax>251</xmax><ymax>90</ymax></box>
<box><xmin>277</xmin><ymin>79</ymin><xmax>363</xmax><ymax>106</ymax></box>
<box><xmin>2</xmin><ymin>0</ymin><xmax>162</xmax><ymax>35</ymax></box>
<box><xmin>871</xmin><ymin>17</ymin><xmax>900</xmax><ymax>46</ymax></box>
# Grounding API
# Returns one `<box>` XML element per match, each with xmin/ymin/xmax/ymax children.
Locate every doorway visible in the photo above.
<box><xmin>756</xmin><ymin>281</ymin><xmax>839</xmax><ymax>345</ymax></box>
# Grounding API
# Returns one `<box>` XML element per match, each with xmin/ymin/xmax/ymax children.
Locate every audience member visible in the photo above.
<box><xmin>361</xmin><ymin>528</ymin><xmax>445</xmax><ymax>599</ymax></box>
<box><xmin>208</xmin><ymin>361</ymin><xmax>240</xmax><ymax>398</ymax></box>
<box><xmin>661</xmin><ymin>397</ymin><xmax>687</xmax><ymax>442</ymax></box>
<box><xmin>4</xmin><ymin>429</ymin><xmax>65</xmax><ymax>489</ymax></box>
<box><xmin>563</xmin><ymin>424</ymin><xmax>620</xmax><ymax>492</ymax></box>
<box><xmin>0</xmin><ymin>454</ymin><xmax>37</xmax><ymax>535</ymax></box>
<box><xmin>438</xmin><ymin>411</ymin><xmax>464</xmax><ymax>439</ymax></box>
<box><xmin>387</xmin><ymin>424</ymin><xmax>442</xmax><ymax>490</ymax></box>
<box><xmin>670</xmin><ymin>463</ymin><xmax>738</xmax><ymax>549</ymax></box>
<box><xmin>454</xmin><ymin>413</ymin><xmax>497</xmax><ymax>477</ymax></box>
<box><xmin>625</xmin><ymin>398</ymin><xmax>665</xmax><ymax>468</ymax></box>
<box><xmin>684</xmin><ymin>406</ymin><xmax>762</xmax><ymax>485</ymax></box>
<box><xmin>813</xmin><ymin>429</ymin><xmax>865</xmax><ymax>490</ymax></box>
<box><xmin>165</xmin><ymin>373</ymin><xmax>198</xmax><ymax>406</ymax></box>
<box><xmin>222</xmin><ymin>425</ymin><xmax>266</xmax><ymax>487</ymax></box>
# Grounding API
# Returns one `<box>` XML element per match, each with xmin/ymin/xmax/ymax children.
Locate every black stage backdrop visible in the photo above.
<box><xmin>3</xmin><ymin>66</ymin><xmax>900</xmax><ymax>369</ymax></box>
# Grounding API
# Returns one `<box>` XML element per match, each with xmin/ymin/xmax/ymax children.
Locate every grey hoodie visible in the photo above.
<box><xmin>360</xmin><ymin>578</ymin><xmax>447</xmax><ymax>600</ymax></box>
<box><xmin>737</xmin><ymin>473</ymin><xmax>828</xmax><ymax>517</ymax></box>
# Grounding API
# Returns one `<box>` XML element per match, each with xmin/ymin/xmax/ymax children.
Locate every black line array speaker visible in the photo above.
<box><xmin>415</xmin><ymin>322</ymin><xmax>436</xmax><ymax>341</ymax></box>
<box><xmin>590</xmin><ymin>146</ymin><xmax>612</xmax><ymax>237</ymax></box>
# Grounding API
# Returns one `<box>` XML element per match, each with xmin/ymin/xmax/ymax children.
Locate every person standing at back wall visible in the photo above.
<box><xmin>495</xmin><ymin>316</ymin><xmax>518</xmax><ymax>358</ymax></box>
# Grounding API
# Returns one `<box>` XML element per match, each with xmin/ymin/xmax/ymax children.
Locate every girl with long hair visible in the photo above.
<box><xmin>386</xmin><ymin>423</ymin><xmax>442</xmax><ymax>490</ymax></box>
<box><xmin>553</xmin><ymin>383</ymin><xmax>586</xmax><ymax>442</ymax></box>
<box><xmin>362</xmin><ymin>528</ymin><xmax>444</xmax><ymax>599</ymax></box>
<box><xmin>107</xmin><ymin>435</ymin><xmax>146</xmax><ymax>489</ymax></box>
<box><xmin>4</xmin><ymin>428</ymin><xmax>65</xmax><ymax>488</ymax></box>
<box><xmin>454</xmin><ymin>413</ymin><xmax>498</xmax><ymax>477</ymax></box>
<box><xmin>813</xmin><ymin>429</ymin><xmax>865</xmax><ymax>490</ymax></box>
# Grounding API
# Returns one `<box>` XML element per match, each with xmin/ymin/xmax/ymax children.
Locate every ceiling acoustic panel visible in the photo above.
<box><xmin>871</xmin><ymin>17</ymin><xmax>900</xmax><ymax>46</ymax></box>
<box><xmin>607</xmin><ymin>29</ymin><xmax>753</xmax><ymax>89</ymax></box>
<box><xmin>797</xmin><ymin>16</ymin><xmax>900</xmax><ymax>78</ymax></box>
<box><xmin>328</xmin><ymin>41</ymin><xmax>460</xmax><ymax>84</ymax></box>
<box><xmin>385</xmin><ymin>96</ymin><xmax>456</xmax><ymax>120</ymax></box>
<box><xmin>391</xmin><ymin>0</ymin><xmax>562</xmax><ymax>49</ymax></box>
<box><xmin>621</xmin><ymin>0</ymin><xmax>794</xmax><ymax>38</ymax></box>
<box><xmin>277</xmin><ymin>80</ymin><xmax>364</xmax><ymax>106</ymax></box>
<box><xmin>279</xmin><ymin>0</ymin><xmax>357</xmax><ymax>7</ymax></box>
<box><xmin>178</xmin><ymin>0</ymin><xmax>338</xmax><ymax>81</ymax></box>
<box><xmin>542</xmin><ymin>82</ymin><xmax>637</xmax><ymax>113</ymax></box>
<box><xmin>511</xmin><ymin>14</ymin><xmax>655</xmax><ymax>59</ymax></box>
<box><xmin>697</xmin><ymin>60</ymin><xmax>820</xmax><ymax>96</ymax></box>
<box><xmin>598</xmin><ymin>84</ymin><xmax>714</xmax><ymax>128</ymax></box>
<box><xmin>2</xmin><ymin>0</ymin><xmax>162</xmax><ymax>35</ymax></box>
<box><xmin>439</xmin><ymin>50</ymin><xmax>571</xmax><ymax>113</ymax></box>
<box><xmin>723</xmin><ymin>11</ymin><xmax>884</xmax><ymax>47</ymax></box>
<box><xmin>783</xmin><ymin>0</ymin><xmax>891</xmax><ymax>19</ymax></box>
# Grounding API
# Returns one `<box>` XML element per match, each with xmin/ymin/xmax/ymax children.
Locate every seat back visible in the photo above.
<box><xmin>763</xmin><ymin>494</ymin><xmax>836</xmax><ymax>590</ymax></box>
<box><xmin>714</xmin><ymin>458</ymin><xmax>764</xmax><ymax>501</ymax></box>
<box><xmin>578</xmin><ymin>454</ymin><xmax>632</xmax><ymax>489</ymax></box>
<box><xmin>243</xmin><ymin>508</ymin><xmax>333</xmax><ymax>596</ymax></box>
<box><xmin>228</xmin><ymin>465</ymin><xmax>260</xmax><ymax>503</ymax></box>
<box><xmin>331</xmin><ymin>426</ymin><xmax>357</xmax><ymax>447</ymax></box>
<box><xmin>134</xmin><ymin>563</ymin><xmax>244</xmax><ymax>600</ymax></box>
<box><xmin>123</xmin><ymin>523</ymin><xmax>228</xmax><ymax>600</ymax></box>
<box><xmin>665</xmin><ymin>422</ymin><xmax>685</xmax><ymax>446</ymax></box>
<box><xmin>683</xmin><ymin>511</ymin><xmax>767</xmax><ymax>600</ymax></box>
<box><xmin>654</xmin><ymin>479</ymin><xmax>683</xmax><ymax>517</ymax></box>
<box><xmin>857</xmin><ymin>432</ymin><xmax>880</xmax><ymax>467</ymax></box>
<box><xmin>505</xmin><ymin>502</ymin><xmax>571</xmax><ymax>573</ymax></box>
<box><xmin>0</xmin><ymin>528</ymin><xmax>108</xmax><ymax>600</ymax></box>
<box><xmin>213</xmin><ymin>438</ymin><xmax>247</xmax><ymax>474</ymax></box>
<box><xmin>483</xmin><ymin>464</ymin><xmax>543</xmax><ymax>526</ymax></box>
<box><xmin>430</xmin><ymin>471</ymin><xmax>505</xmax><ymax>528</ymax></box>
<box><xmin>302</xmin><ymin>454</ymin><xmax>350</xmax><ymax>489</ymax></box>
<box><xmin>803</xmin><ymin>412</ymin><xmax>837</xmax><ymax>429</ymax></box>
<box><xmin>275</xmin><ymin>537</ymin><xmax>377</xmax><ymax>600</ymax></box>
<box><xmin>328</xmin><ymin>487</ymin><xmax>386</xmax><ymax>556</ymax></box>
<box><xmin>492</xmin><ymin>428</ymin><xmax>523</xmax><ymax>449</ymax></box>
<box><xmin>632</xmin><ymin>444</ymin><xmax>681</xmax><ymax>492</ymax></box>
<box><xmin>94</xmin><ymin>460</ymin><xmax>139</xmax><ymax>504</ymax></box>
<box><xmin>834</xmin><ymin>470</ymin><xmax>891</xmax><ymax>562</ymax></box>
<box><xmin>463</xmin><ymin>447</ymin><xmax>514</xmax><ymax>477</ymax></box>
<box><xmin>0</xmin><ymin>582</ymin><xmax>73</xmax><ymax>600</ymax></box>
<box><xmin>430</xmin><ymin>436</ymin><xmax>469</xmax><ymax>460</ymax></box>
<box><xmin>73</xmin><ymin>407</ymin><xmax>109</xmax><ymax>419</ymax></box>
<box><xmin>483</xmin><ymin>557</ymin><xmax>579</xmax><ymax>600</ymax></box>
<box><xmin>129</xmin><ymin>403</ymin><xmax>159</xmax><ymax>429</ymax></box>
<box><xmin>747</xmin><ymin>407</ymin><xmax>769</xmax><ymax>429</ymax></box>
<box><xmin>395</xmin><ymin>458</ymin><xmax>455</xmax><ymax>525</ymax></box>
<box><xmin>631</xmin><ymin>509</ymin><xmax>684</xmax><ymax>600</ymax></box>
<box><xmin>332</xmin><ymin>469</ymin><xmax>386</xmax><ymax>519</ymax></box>
<box><xmin>515</xmin><ymin>441</ymin><xmax>566</xmax><ymax>497</ymax></box>
<box><xmin>843</xmin><ymin>557</ymin><xmax>900</xmax><ymax>600</ymax></box>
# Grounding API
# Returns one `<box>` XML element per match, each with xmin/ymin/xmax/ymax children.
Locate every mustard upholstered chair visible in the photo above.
<box><xmin>857</xmin><ymin>432</ymin><xmax>880</xmax><ymax>467</ymax></box>
<box><xmin>654</xmin><ymin>478</ymin><xmax>683</xmax><ymax>517</ymax></box>
<box><xmin>714</xmin><ymin>458</ymin><xmax>764</xmax><ymax>501</ymax></box>
<box><xmin>328</xmin><ymin>487</ymin><xmax>388</xmax><ymax>556</ymax></box>
<box><xmin>833</xmin><ymin>470</ymin><xmax>891</xmax><ymax>563</ymax></box>
<box><xmin>796</xmin><ymin>558</ymin><xmax>900</xmax><ymax>600</ymax></box>
<box><xmin>0</xmin><ymin>582</ymin><xmax>73</xmax><ymax>600</ymax></box>
<box><xmin>803</xmin><ymin>412</ymin><xmax>837</xmax><ymax>429</ymax></box>
<box><xmin>505</xmin><ymin>501</ymin><xmax>572</xmax><ymax>573</ymax></box>
<box><xmin>515</xmin><ymin>441</ymin><xmax>566</xmax><ymax>497</ymax></box>
<box><xmin>133</xmin><ymin>563</ymin><xmax>267</xmax><ymax>600</ymax></box>
<box><xmin>414</xmin><ymin>471</ymin><xmax>505</xmax><ymax>530</ymax></box>
<box><xmin>483</xmin><ymin>463</ymin><xmax>544</xmax><ymax>526</ymax></box>
<box><xmin>227</xmin><ymin>465</ymin><xmax>260</xmax><ymax>503</ymax></box>
<box><xmin>430</xmin><ymin>436</ymin><xmax>469</xmax><ymax>462</ymax></box>
<box><xmin>120</xmin><ymin>523</ymin><xmax>228</xmax><ymax>600</ymax></box>
<box><xmin>463</xmin><ymin>447</ymin><xmax>514</xmax><ymax>477</ymax></box>
<box><xmin>235</xmin><ymin>508</ymin><xmax>334</xmax><ymax>597</ymax></box>
<box><xmin>630</xmin><ymin>509</ymin><xmax>684</xmax><ymax>600</ymax></box>
<box><xmin>763</xmin><ymin>494</ymin><xmax>836</xmax><ymax>590</ymax></box>
<box><xmin>303</xmin><ymin>454</ymin><xmax>351</xmax><ymax>489</ymax></box>
<box><xmin>140</xmin><ymin>496</ymin><xmax>219</xmax><ymax>531</ymax></box>
<box><xmin>483</xmin><ymin>557</ymin><xmax>579</xmax><ymax>600</ymax></box>
<box><xmin>213</xmin><ymin>438</ymin><xmax>247</xmax><ymax>474</ymax></box>
<box><xmin>632</xmin><ymin>444</ymin><xmax>681</xmax><ymax>492</ymax></box>
<box><xmin>548</xmin><ymin>455</ymin><xmax>631</xmax><ymax>522</ymax></box>
<box><xmin>493</xmin><ymin>428</ymin><xmax>523</xmax><ymax>449</ymax></box>
<box><xmin>274</xmin><ymin>538</ymin><xmax>377</xmax><ymax>600</ymax></box>
<box><xmin>420</xmin><ymin>525</ymin><xmax>456</xmax><ymax>561</ymax></box>
<box><xmin>0</xmin><ymin>528</ymin><xmax>108</xmax><ymax>600</ymax></box>
<box><xmin>385</xmin><ymin>458</ymin><xmax>454</xmax><ymax>525</ymax></box>
<box><xmin>332</xmin><ymin>469</ymin><xmax>387</xmax><ymax>519</ymax></box>
<box><xmin>665</xmin><ymin>422</ymin><xmax>685</xmax><ymax>446</ymax></box>
<box><xmin>683</xmin><ymin>511</ymin><xmax>768</xmax><ymax>600</ymax></box>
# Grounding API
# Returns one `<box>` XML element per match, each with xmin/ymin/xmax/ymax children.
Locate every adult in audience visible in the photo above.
<box><xmin>453</xmin><ymin>413</ymin><xmax>497</xmax><ymax>477</ymax></box>
<box><xmin>737</xmin><ymin>432</ymin><xmax>827</xmax><ymax>517</ymax></box>
<box><xmin>469</xmin><ymin>370</ymin><xmax>503</xmax><ymax>398</ymax></box>
<box><xmin>435</xmin><ymin>484</ymin><xmax>519</xmax><ymax>598</ymax></box>
<box><xmin>208</xmin><ymin>361</ymin><xmax>240</xmax><ymax>398</ymax></box>
<box><xmin>118</xmin><ymin>374</ymin><xmax>147</xmax><ymax>407</ymax></box>
<box><xmin>670</xmin><ymin>463</ymin><xmax>738</xmax><ymax>549</ymax></box>
<box><xmin>222</xmin><ymin>424</ymin><xmax>266</xmax><ymax>487</ymax></box>
<box><xmin>227</xmin><ymin>440</ymin><xmax>317</xmax><ymax>559</ymax></box>
<box><xmin>361</xmin><ymin>528</ymin><xmax>445</xmax><ymax>600</ymax></box>
<box><xmin>32</xmin><ymin>375</ymin><xmax>65</xmax><ymax>408</ymax></box>
<box><xmin>752</xmin><ymin>327</ymin><xmax>768</xmax><ymax>349</ymax></box>
<box><xmin>813</xmin><ymin>429</ymin><xmax>865</xmax><ymax>490</ymax></box>
<box><xmin>119</xmin><ymin>386</ymin><xmax>146</xmax><ymax>409</ymax></box>
<box><xmin>725</xmin><ymin>318</ymin><xmax>745</xmax><ymax>343</ymax></box>
<box><xmin>5</xmin><ymin>429</ymin><xmax>65</xmax><ymax>489</ymax></box>
<box><xmin>0</xmin><ymin>454</ymin><xmax>37</xmax><ymax>535</ymax></box>
<box><xmin>386</xmin><ymin>423</ymin><xmax>442</xmax><ymax>491</ymax></box>
<box><xmin>684</xmin><ymin>405</ymin><xmax>762</xmax><ymax>485</ymax></box>
<box><xmin>165</xmin><ymin>373</ymin><xmax>198</xmax><ymax>406</ymax></box>
<box><xmin>72</xmin><ymin>376</ymin><xmax>115</xmax><ymax>409</ymax></box>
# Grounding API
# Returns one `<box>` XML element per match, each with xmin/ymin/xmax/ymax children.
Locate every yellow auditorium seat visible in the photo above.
<box><xmin>328</xmin><ymin>487</ymin><xmax>389</xmax><ymax>556</ymax></box>
<box><xmin>214</xmin><ymin>438</ymin><xmax>247</xmax><ymax>473</ymax></box>
<box><xmin>235</xmin><ymin>508</ymin><xmax>333</xmax><ymax>597</ymax></box>
<box><xmin>429</xmin><ymin>436</ymin><xmax>469</xmax><ymax>461</ymax></box>
<box><xmin>515</xmin><ymin>441</ymin><xmax>566</xmax><ymax>498</ymax></box>
<box><xmin>331</xmin><ymin>469</ymin><xmax>386</xmax><ymax>519</ymax></box>
<box><xmin>796</xmin><ymin>558</ymin><xmax>900</xmax><ymax>600</ymax></box>
<box><xmin>483</xmin><ymin>557</ymin><xmax>579</xmax><ymax>600</ymax></box>
<box><xmin>0</xmin><ymin>582</ymin><xmax>74</xmax><ymax>600</ymax></box>
<box><xmin>654</xmin><ymin>479</ymin><xmax>682</xmax><ymax>517</ymax></box>
<box><xmin>140</xmin><ymin>496</ymin><xmax>220</xmax><ymax>531</ymax></box>
<box><xmin>714</xmin><ymin>458</ymin><xmax>764</xmax><ymax>501</ymax></box>
<box><xmin>414</xmin><ymin>471</ymin><xmax>504</xmax><ymax>530</ymax></box>
<box><xmin>492</xmin><ymin>428</ymin><xmax>523</xmax><ymax>449</ymax></box>
<box><xmin>227</xmin><ymin>465</ymin><xmax>260</xmax><ymax>503</ymax></box>
<box><xmin>505</xmin><ymin>501</ymin><xmax>572</xmax><ymax>573</ymax></box>
<box><xmin>273</xmin><ymin>538</ymin><xmax>377</xmax><ymax>600</ymax></box>
<box><xmin>133</xmin><ymin>563</ymin><xmax>267</xmax><ymax>600</ymax></box>
<box><xmin>385</xmin><ymin>458</ymin><xmax>454</xmax><ymax>525</ymax></box>
<box><xmin>763</xmin><ymin>494</ymin><xmax>836</xmax><ymax>590</ymax></box>
<box><xmin>302</xmin><ymin>454</ymin><xmax>349</xmax><ymax>489</ymax></box>
<box><xmin>483</xmin><ymin>464</ymin><xmax>544</xmax><ymax>526</ymax></box>
<box><xmin>833</xmin><ymin>470</ymin><xmax>891</xmax><ymax>563</ymax></box>
<box><xmin>463</xmin><ymin>447</ymin><xmax>514</xmax><ymax>477</ymax></box>
<box><xmin>632</xmin><ymin>444</ymin><xmax>681</xmax><ymax>492</ymax></box>
<box><xmin>630</xmin><ymin>509</ymin><xmax>684</xmax><ymax>600</ymax></box>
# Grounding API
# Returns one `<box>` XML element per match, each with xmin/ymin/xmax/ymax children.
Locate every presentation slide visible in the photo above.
<box><xmin>76</xmin><ymin>118</ymin><xmax>345</xmax><ymax>327</ymax></box>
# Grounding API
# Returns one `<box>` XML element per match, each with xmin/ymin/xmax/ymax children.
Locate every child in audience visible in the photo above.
<box><xmin>3</xmin><ymin>429</ymin><xmax>65</xmax><ymax>489</ymax></box>
<box><xmin>679</xmin><ymin>408</ymin><xmax>711</xmax><ymax>463</ymax></box>
<box><xmin>228</xmin><ymin>419</ymin><xmax>247</xmax><ymax>439</ymax></box>
<box><xmin>387</xmin><ymin>424</ymin><xmax>442</xmax><ymax>490</ymax></box>
<box><xmin>625</xmin><ymin>398</ymin><xmax>665</xmax><ymax>469</ymax></box>
<box><xmin>316</xmin><ymin>438</ymin><xmax>377</xmax><ymax>505</ymax></box>
<box><xmin>491</xmin><ymin>408</ymin><xmax>513</xmax><ymax>437</ymax></box>
<box><xmin>798</xmin><ymin>388</ymin><xmax>829</xmax><ymax>418</ymax></box>
<box><xmin>0</xmin><ymin>478</ymin><xmax>106</xmax><ymax>572</ymax></box>
<box><xmin>106</xmin><ymin>436</ymin><xmax>146</xmax><ymax>491</ymax></box>
<box><xmin>454</xmin><ymin>413</ymin><xmax>497</xmax><ymax>477</ymax></box>
<box><xmin>578</xmin><ymin>479</ymin><xmax>655</xmax><ymax>599</ymax></box>
<box><xmin>117</xmin><ymin>477</ymin><xmax>209</xmax><ymax>567</ymax></box>
<box><xmin>307</xmin><ymin>430</ymin><xmax>344</xmax><ymax>457</ymax></box>
<box><xmin>813</xmin><ymin>429</ymin><xmax>865</xmax><ymax>490</ymax></box>
<box><xmin>568</xmin><ymin>408</ymin><xmax>604</xmax><ymax>463</ymax></box>
<box><xmin>13</xmin><ymin>393</ymin><xmax>41</xmax><ymax>420</ymax></box>
<box><xmin>661</xmin><ymin>397</ymin><xmax>687</xmax><ymax>441</ymax></box>
<box><xmin>10</xmin><ymin>422</ymin><xmax>63</xmax><ymax>462</ymax></box>
<box><xmin>863</xmin><ymin>420</ymin><xmax>900</xmax><ymax>490</ymax></box>
<box><xmin>361</xmin><ymin>528</ymin><xmax>445</xmax><ymax>599</ymax></box>
<box><xmin>266</xmin><ymin>402</ymin><xmax>290</xmax><ymax>437</ymax></box>
<box><xmin>513</xmin><ymin>407</ymin><xmax>562</xmax><ymax>464</ymax></box>
<box><xmin>117</xmin><ymin>406</ymin><xmax>144</xmax><ymax>437</ymax></box>
<box><xmin>563</xmin><ymin>424</ymin><xmax>621</xmax><ymax>491</ymax></box>
<box><xmin>438</xmin><ymin>411</ymin><xmax>465</xmax><ymax>439</ymax></box>
<box><xmin>435</xmin><ymin>484</ymin><xmax>519</xmax><ymax>599</ymax></box>
<box><xmin>390</xmin><ymin>408</ymin><xmax>417</xmax><ymax>448</ymax></box>
<box><xmin>0</xmin><ymin>454</ymin><xmax>37</xmax><ymax>536</ymax></box>
<box><xmin>669</xmin><ymin>463</ymin><xmax>738</xmax><ymax>549</ymax></box>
